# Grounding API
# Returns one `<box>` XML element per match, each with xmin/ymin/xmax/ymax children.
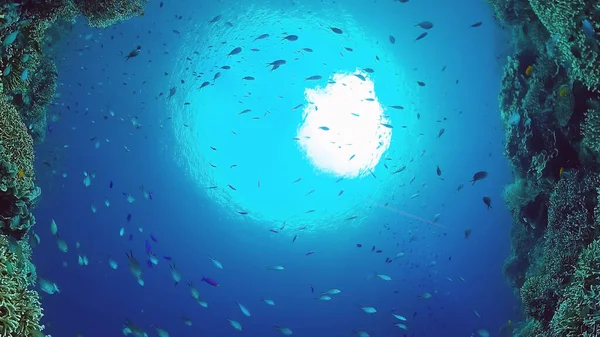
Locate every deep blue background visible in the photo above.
<box><xmin>32</xmin><ymin>0</ymin><xmax>518</xmax><ymax>336</ymax></box>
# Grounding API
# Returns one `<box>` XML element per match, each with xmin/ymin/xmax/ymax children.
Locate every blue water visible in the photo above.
<box><xmin>34</xmin><ymin>0</ymin><xmax>517</xmax><ymax>336</ymax></box>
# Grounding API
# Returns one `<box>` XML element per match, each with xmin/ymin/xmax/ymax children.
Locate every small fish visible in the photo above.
<box><xmin>388</xmin><ymin>105</ymin><xmax>404</xmax><ymax>110</ymax></box>
<box><xmin>305</xmin><ymin>75</ymin><xmax>322</xmax><ymax>81</ymax></box>
<box><xmin>319</xmin><ymin>126</ymin><xmax>330</xmax><ymax>131</ymax></box>
<box><xmin>349</xmin><ymin>154</ymin><xmax>355</xmax><ymax>161</ymax></box>
<box><xmin>208</xmin><ymin>15</ymin><xmax>222</xmax><ymax>24</ymax></box>
<box><xmin>436</xmin><ymin>165</ymin><xmax>442</xmax><ymax>176</ymax></box>
<box><xmin>282</xmin><ymin>35</ymin><xmax>298</xmax><ymax>41</ymax></box>
<box><xmin>198</xmin><ymin>81</ymin><xmax>210</xmax><ymax>90</ymax></box>
<box><xmin>330</xmin><ymin>26</ymin><xmax>343</xmax><ymax>34</ymax></box>
<box><xmin>417</xmin><ymin>81</ymin><xmax>426</xmax><ymax>86</ymax></box>
<box><xmin>483</xmin><ymin>196</ymin><xmax>492</xmax><ymax>209</ymax></box>
<box><xmin>415</xmin><ymin>32</ymin><xmax>428</xmax><ymax>41</ymax></box>
<box><xmin>415</xmin><ymin>21</ymin><xmax>434</xmax><ymax>29</ymax></box>
<box><xmin>305</xmin><ymin>251</ymin><xmax>315</xmax><ymax>256</ymax></box>
<box><xmin>228</xmin><ymin>184</ymin><xmax>237</xmax><ymax>190</ymax></box>
<box><xmin>381</xmin><ymin>123</ymin><xmax>393</xmax><ymax>129</ymax></box>
<box><xmin>363</xmin><ymin>67</ymin><xmax>374</xmax><ymax>73</ymax></box>
<box><xmin>228</xmin><ymin>47</ymin><xmax>242</xmax><ymax>56</ymax></box>
<box><xmin>292</xmin><ymin>235</ymin><xmax>298</xmax><ymax>242</ymax></box>
<box><xmin>471</xmin><ymin>171</ymin><xmax>488</xmax><ymax>184</ymax></box>
<box><xmin>127</xmin><ymin>213</ymin><xmax>132</xmax><ymax>222</ymax></box>
<box><xmin>208</xmin><ymin>255</ymin><xmax>223</xmax><ymax>269</ymax></box>
<box><xmin>392</xmin><ymin>165</ymin><xmax>406</xmax><ymax>174</ymax></box>
<box><xmin>470</xmin><ymin>21</ymin><xmax>483</xmax><ymax>28</ymax></box>
<box><xmin>201</xmin><ymin>276</ymin><xmax>220</xmax><ymax>287</ymax></box>
<box><xmin>389</xmin><ymin>35</ymin><xmax>396</xmax><ymax>44</ymax></box>
<box><xmin>436</xmin><ymin>128</ymin><xmax>445</xmax><ymax>139</ymax></box>
<box><xmin>254</xmin><ymin>33</ymin><xmax>269</xmax><ymax>41</ymax></box>
<box><xmin>242</xmin><ymin>76</ymin><xmax>255</xmax><ymax>80</ymax></box>
<box><xmin>267</xmin><ymin>59</ymin><xmax>286</xmax><ymax>72</ymax></box>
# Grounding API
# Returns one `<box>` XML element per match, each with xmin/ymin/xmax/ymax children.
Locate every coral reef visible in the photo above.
<box><xmin>0</xmin><ymin>0</ymin><xmax>149</xmax><ymax>335</ymax></box>
<box><xmin>492</xmin><ymin>0</ymin><xmax>600</xmax><ymax>335</ymax></box>
<box><xmin>73</xmin><ymin>0</ymin><xmax>148</xmax><ymax>28</ymax></box>
<box><xmin>528</xmin><ymin>0</ymin><xmax>600</xmax><ymax>91</ymax></box>
<box><xmin>0</xmin><ymin>234</ymin><xmax>43</xmax><ymax>337</ymax></box>
<box><xmin>549</xmin><ymin>237</ymin><xmax>600</xmax><ymax>336</ymax></box>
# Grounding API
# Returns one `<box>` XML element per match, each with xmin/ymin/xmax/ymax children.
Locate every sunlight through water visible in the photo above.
<box><xmin>297</xmin><ymin>71</ymin><xmax>391</xmax><ymax>178</ymax></box>
<box><xmin>171</xmin><ymin>4</ymin><xmax>415</xmax><ymax>230</ymax></box>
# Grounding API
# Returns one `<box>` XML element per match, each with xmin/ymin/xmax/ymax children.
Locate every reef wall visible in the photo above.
<box><xmin>488</xmin><ymin>0</ymin><xmax>600</xmax><ymax>335</ymax></box>
<box><xmin>0</xmin><ymin>0</ymin><xmax>147</xmax><ymax>335</ymax></box>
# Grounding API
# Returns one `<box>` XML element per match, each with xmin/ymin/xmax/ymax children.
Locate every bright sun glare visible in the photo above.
<box><xmin>297</xmin><ymin>71</ymin><xmax>392</xmax><ymax>178</ymax></box>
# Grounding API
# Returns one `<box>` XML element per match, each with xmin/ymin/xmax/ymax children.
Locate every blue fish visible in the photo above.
<box><xmin>128</xmin><ymin>234</ymin><xmax>133</xmax><ymax>241</ymax></box>
<box><xmin>109</xmin><ymin>181</ymin><xmax>113</xmax><ymax>189</ymax></box>
<box><xmin>127</xmin><ymin>213</ymin><xmax>131</xmax><ymax>222</ymax></box>
<box><xmin>582</xmin><ymin>19</ymin><xmax>597</xmax><ymax>40</ymax></box>
<box><xmin>147</xmin><ymin>260</ymin><xmax>152</xmax><ymax>268</ymax></box>
<box><xmin>144</xmin><ymin>240</ymin><xmax>151</xmax><ymax>254</ymax></box>
<box><xmin>163</xmin><ymin>256</ymin><xmax>173</xmax><ymax>261</ymax></box>
<box><xmin>150</xmin><ymin>234</ymin><xmax>158</xmax><ymax>243</ymax></box>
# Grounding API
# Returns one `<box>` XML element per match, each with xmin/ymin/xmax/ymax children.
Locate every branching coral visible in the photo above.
<box><xmin>73</xmin><ymin>0</ymin><xmax>148</xmax><ymax>28</ymax></box>
<box><xmin>581</xmin><ymin>108</ymin><xmax>600</xmax><ymax>159</ymax></box>
<box><xmin>528</xmin><ymin>0</ymin><xmax>600</xmax><ymax>92</ymax></box>
<box><xmin>0</xmin><ymin>99</ymin><xmax>34</xmax><ymax>195</ymax></box>
<box><xmin>553</xmin><ymin>85</ymin><xmax>575</xmax><ymax>127</ymax></box>
<box><xmin>520</xmin><ymin>274</ymin><xmax>560</xmax><ymax>322</ymax></box>
<box><xmin>550</xmin><ymin>238</ymin><xmax>600</xmax><ymax>336</ymax></box>
<box><xmin>16</xmin><ymin>58</ymin><xmax>58</xmax><ymax>144</ymax></box>
<box><xmin>0</xmin><ymin>234</ymin><xmax>44</xmax><ymax>336</ymax></box>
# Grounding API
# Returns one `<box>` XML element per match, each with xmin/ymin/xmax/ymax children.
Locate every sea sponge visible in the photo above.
<box><xmin>0</xmin><ymin>234</ymin><xmax>44</xmax><ymax>336</ymax></box>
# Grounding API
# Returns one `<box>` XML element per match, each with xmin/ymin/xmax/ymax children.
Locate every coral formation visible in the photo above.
<box><xmin>0</xmin><ymin>234</ymin><xmax>43</xmax><ymax>337</ymax></box>
<box><xmin>528</xmin><ymin>0</ymin><xmax>600</xmax><ymax>91</ymax></box>
<box><xmin>0</xmin><ymin>0</ymin><xmax>149</xmax><ymax>335</ymax></box>
<box><xmin>73</xmin><ymin>0</ymin><xmax>148</xmax><ymax>28</ymax></box>
<box><xmin>492</xmin><ymin>0</ymin><xmax>600</xmax><ymax>335</ymax></box>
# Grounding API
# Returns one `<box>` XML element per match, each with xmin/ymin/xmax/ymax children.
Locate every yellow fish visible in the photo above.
<box><xmin>17</xmin><ymin>169</ymin><xmax>24</xmax><ymax>178</ymax></box>
<box><xmin>559</xmin><ymin>167</ymin><xmax>564</xmax><ymax>176</ymax></box>
<box><xmin>525</xmin><ymin>65</ymin><xmax>533</xmax><ymax>76</ymax></box>
<box><xmin>559</xmin><ymin>86</ymin><xmax>568</xmax><ymax>97</ymax></box>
